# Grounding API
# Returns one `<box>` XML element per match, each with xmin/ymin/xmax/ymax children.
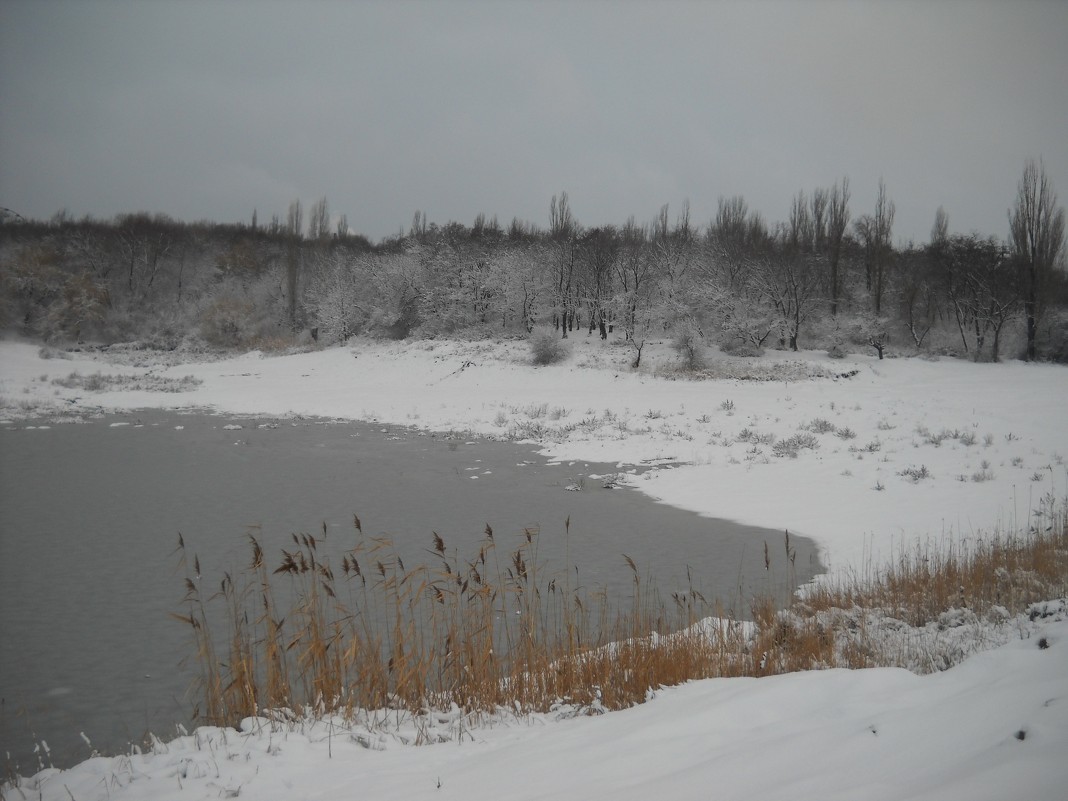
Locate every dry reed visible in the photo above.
<box><xmin>175</xmin><ymin>498</ymin><xmax>1068</xmax><ymax>731</ymax></box>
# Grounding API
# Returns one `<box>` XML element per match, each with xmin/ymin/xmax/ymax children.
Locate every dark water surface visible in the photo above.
<box><xmin>0</xmin><ymin>411</ymin><xmax>819</xmax><ymax>770</ymax></box>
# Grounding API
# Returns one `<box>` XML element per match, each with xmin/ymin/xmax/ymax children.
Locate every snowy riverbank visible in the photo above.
<box><xmin>2</xmin><ymin>335</ymin><xmax>1067</xmax><ymax>800</ymax></box>
<box><xmin>6</xmin><ymin>609</ymin><xmax>1065</xmax><ymax>801</ymax></box>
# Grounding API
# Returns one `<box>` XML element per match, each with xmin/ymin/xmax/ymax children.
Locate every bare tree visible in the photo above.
<box><xmin>549</xmin><ymin>192</ymin><xmax>578</xmax><ymax>336</ymax></box>
<box><xmin>306</xmin><ymin>250</ymin><xmax>369</xmax><ymax>342</ymax></box>
<box><xmin>497</xmin><ymin>241</ymin><xmax>546</xmax><ymax>333</ymax></box>
<box><xmin>614</xmin><ymin>216</ymin><xmax>656</xmax><ymax>341</ymax></box>
<box><xmin>611</xmin><ymin>240</ymin><xmax>664</xmax><ymax>368</ymax></box>
<box><xmin>788</xmin><ymin>190</ymin><xmax>812</xmax><ymax>252</ymax></box>
<box><xmin>854</xmin><ymin>181</ymin><xmax>894</xmax><ymax>315</ymax></box>
<box><xmin>897</xmin><ymin>247</ymin><xmax>934</xmax><ymax>349</ymax></box>
<box><xmin>967</xmin><ymin>238</ymin><xmax>1018</xmax><ymax>362</ymax></box>
<box><xmin>711</xmin><ymin>195</ymin><xmax>767</xmax><ymax>291</ymax></box>
<box><xmin>757</xmin><ymin>234</ymin><xmax>822</xmax><ymax>352</ymax></box>
<box><xmin>872</xmin><ymin>179</ymin><xmax>895</xmax><ymax>315</ymax></box>
<box><xmin>827</xmin><ymin>178</ymin><xmax>850</xmax><ymax>316</ymax></box>
<box><xmin>651</xmin><ymin>202</ymin><xmax>698</xmax><ymax>325</ymax></box>
<box><xmin>113</xmin><ymin>213</ymin><xmax>176</xmax><ymax>298</ymax></box>
<box><xmin>286</xmin><ymin>199</ymin><xmax>304</xmax><ymax>240</ymax></box>
<box><xmin>578</xmin><ymin>226</ymin><xmax>618</xmax><ymax>339</ymax></box>
<box><xmin>285</xmin><ymin>199</ymin><xmax>303</xmax><ymax>328</ymax></box>
<box><xmin>931</xmin><ymin>206</ymin><xmax>949</xmax><ymax>245</ymax></box>
<box><xmin>410</xmin><ymin>210</ymin><xmax>428</xmax><ymax>240</ymax></box>
<box><xmin>1010</xmin><ymin>158</ymin><xmax>1066</xmax><ymax>360</ymax></box>
<box><xmin>549</xmin><ymin>192</ymin><xmax>574</xmax><ymax>239</ymax></box>
<box><xmin>307</xmin><ymin>197</ymin><xmax>330</xmax><ymax>241</ymax></box>
<box><xmin>935</xmin><ymin>235</ymin><xmax>1017</xmax><ymax>361</ymax></box>
<box><xmin>811</xmin><ymin>187</ymin><xmax>828</xmax><ymax>252</ymax></box>
<box><xmin>713</xmin><ymin>196</ymin><xmax>750</xmax><ymax>250</ymax></box>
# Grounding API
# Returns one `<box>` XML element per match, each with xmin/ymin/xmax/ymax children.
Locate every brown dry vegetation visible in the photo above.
<box><xmin>175</xmin><ymin>500</ymin><xmax>1068</xmax><ymax>731</ymax></box>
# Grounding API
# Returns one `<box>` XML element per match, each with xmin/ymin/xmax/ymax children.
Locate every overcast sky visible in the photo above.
<box><xmin>2</xmin><ymin>0</ymin><xmax>1065</xmax><ymax>245</ymax></box>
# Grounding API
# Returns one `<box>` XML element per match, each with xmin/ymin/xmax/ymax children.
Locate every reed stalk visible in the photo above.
<box><xmin>174</xmin><ymin>499</ymin><xmax>1068</xmax><ymax>729</ymax></box>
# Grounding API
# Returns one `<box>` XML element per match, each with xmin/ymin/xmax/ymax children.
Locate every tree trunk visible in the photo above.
<box><xmin>1025</xmin><ymin>262</ymin><xmax>1037</xmax><ymax>361</ymax></box>
<box><xmin>286</xmin><ymin>246</ymin><xmax>299</xmax><ymax>331</ymax></box>
<box><xmin>829</xmin><ymin>254</ymin><xmax>839</xmax><ymax>317</ymax></box>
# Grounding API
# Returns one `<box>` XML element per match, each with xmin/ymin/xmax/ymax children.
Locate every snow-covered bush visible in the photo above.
<box><xmin>199</xmin><ymin>296</ymin><xmax>272</xmax><ymax>348</ymax></box>
<box><xmin>672</xmin><ymin>322</ymin><xmax>706</xmax><ymax>370</ymax></box>
<box><xmin>719</xmin><ymin>337</ymin><xmax>765</xmax><ymax>358</ymax></box>
<box><xmin>528</xmin><ymin>326</ymin><xmax>570</xmax><ymax>365</ymax></box>
<box><xmin>804</xmin><ymin>418</ymin><xmax>837</xmax><ymax>434</ymax></box>
<box><xmin>1037</xmin><ymin>307</ymin><xmax>1068</xmax><ymax>363</ymax></box>
<box><xmin>37</xmin><ymin>272</ymin><xmax>110</xmax><ymax>342</ymax></box>
<box><xmin>304</xmin><ymin>255</ymin><xmax>370</xmax><ymax>344</ymax></box>
<box><xmin>772</xmin><ymin>433</ymin><xmax>819</xmax><ymax>458</ymax></box>
<box><xmin>898</xmin><ymin>464</ymin><xmax>932</xmax><ymax>482</ymax></box>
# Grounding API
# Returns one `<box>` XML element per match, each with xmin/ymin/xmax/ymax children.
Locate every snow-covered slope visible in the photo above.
<box><xmin>11</xmin><ymin>613</ymin><xmax>1067</xmax><ymax>801</ymax></box>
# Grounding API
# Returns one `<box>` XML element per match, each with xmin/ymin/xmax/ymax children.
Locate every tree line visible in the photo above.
<box><xmin>1</xmin><ymin>161</ymin><xmax>1065</xmax><ymax>363</ymax></box>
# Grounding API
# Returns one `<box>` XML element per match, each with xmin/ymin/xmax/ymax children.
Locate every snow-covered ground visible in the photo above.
<box><xmin>8</xmin><ymin>611</ymin><xmax>1068</xmax><ymax>801</ymax></box>
<box><xmin>2</xmin><ymin>335</ymin><xmax>1067</xmax><ymax>800</ymax></box>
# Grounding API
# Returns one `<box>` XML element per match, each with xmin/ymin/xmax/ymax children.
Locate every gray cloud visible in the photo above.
<box><xmin>2</xmin><ymin>0</ymin><xmax>1066</xmax><ymax>243</ymax></box>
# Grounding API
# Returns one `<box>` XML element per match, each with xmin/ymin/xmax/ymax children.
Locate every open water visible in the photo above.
<box><xmin>0</xmin><ymin>411</ymin><xmax>819</xmax><ymax>770</ymax></box>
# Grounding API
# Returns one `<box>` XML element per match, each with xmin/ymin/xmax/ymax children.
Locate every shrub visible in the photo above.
<box><xmin>528</xmin><ymin>326</ymin><xmax>570</xmax><ymax>366</ymax></box>
<box><xmin>52</xmin><ymin>371</ymin><xmax>202</xmax><ymax>392</ymax></box>
<box><xmin>773</xmin><ymin>433</ymin><xmax>819</xmax><ymax>458</ymax></box>
<box><xmin>737</xmin><ymin>427</ymin><xmax>774</xmax><ymax>445</ymax></box>
<box><xmin>720</xmin><ymin>338</ymin><xmax>765</xmax><ymax>358</ymax></box>
<box><xmin>849</xmin><ymin>439</ymin><xmax>882</xmax><ymax>454</ymax></box>
<box><xmin>805</xmin><ymin>418</ymin><xmax>837</xmax><ymax>434</ymax></box>
<box><xmin>199</xmin><ymin>296</ymin><xmax>266</xmax><ymax>348</ymax></box>
<box><xmin>898</xmin><ymin>465</ymin><xmax>932</xmax><ymax>482</ymax></box>
<box><xmin>672</xmin><ymin>323</ymin><xmax>706</xmax><ymax>370</ymax></box>
<box><xmin>971</xmin><ymin>460</ymin><xmax>995</xmax><ymax>483</ymax></box>
<box><xmin>1037</xmin><ymin>308</ymin><xmax>1068</xmax><ymax>363</ymax></box>
<box><xmin>37</xmin><ymin>346</ymin><xmax>72</xmax><ymax>360</ymax></box>
<box><xmin>41</xmin><ymin>272</ymin><xmax>111</xmax><ymax>342</ymax></box>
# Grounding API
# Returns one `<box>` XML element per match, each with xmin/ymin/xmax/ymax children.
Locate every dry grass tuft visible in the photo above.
<box><xmin>767</xmin><ymin>495</ymin><xmax>1068</xmax><ymax>672</ymax></box>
